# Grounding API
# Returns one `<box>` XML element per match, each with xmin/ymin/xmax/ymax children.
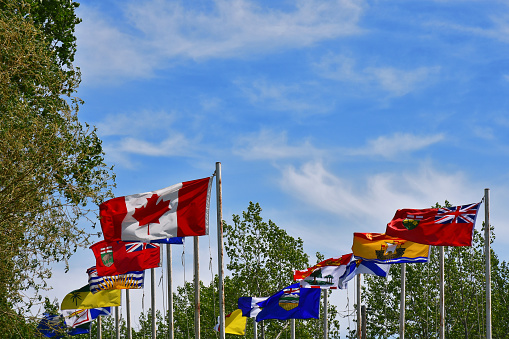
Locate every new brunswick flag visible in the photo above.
<box><xmin>61</xmin><ymin>285</ymin><xmax>121</xmax><ymax>310</ymax></box>
<box><xmin>352</xmin><ymin>233</ymin><xmax>430</xmax><ymax>264</ymax></box>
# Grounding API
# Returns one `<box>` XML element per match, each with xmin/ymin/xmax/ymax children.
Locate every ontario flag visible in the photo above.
<box><xmin>90</xmin><ymin>240</ymin><xmax>161</xmax><ymax>276</ymax></box>
<box><xmin>294</xmin><ymin>253</ymin><xmax>352</xmax><ymax>289</ymax></box>
<box><xmin>385</xmin><ymin>202</ymin><xmax>482</xmax><ymax>246</ymax></box>
<box><xmin>100</xmin><ymin>177</ymin><xmax>213</xmax><ymax>242</ymax></box>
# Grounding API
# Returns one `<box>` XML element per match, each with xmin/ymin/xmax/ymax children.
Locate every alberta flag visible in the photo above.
<box><xmin>337</xmin><ymin>256</ymin><xmax>390</xmax><ymax>288</ymax></box>
<box><xmin>100</xmin><ymin>177</ymin><xmax>213</xmax><ymax>242</ymax></box>
<box><xmin>255</xmin><ymin>283</ymin><xmax>320</xmax><ymax>322</ymax></box>
<box><xmin>386</xmin><ymin>202</ymin><xmax>481</xmax><ymax>246</ymax></box>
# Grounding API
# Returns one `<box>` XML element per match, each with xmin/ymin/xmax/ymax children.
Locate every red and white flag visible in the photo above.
<box><xmin>100</xmin><ymin>177</ymin><xmax>213</xmax><ymax>242</ymax></box>
<box><xmin>294</xmin><ymin>254</ymin><xmax>353</xmax><ymax>289</ymax></box>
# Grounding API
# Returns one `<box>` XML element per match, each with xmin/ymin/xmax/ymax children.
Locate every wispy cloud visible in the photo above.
<box><xmin>349</xmin><ymin>133</ymin><xmax>445</xmax><ymax>158</ymax></box>
<box><xmin>315</xmin><ymin>54</ymin><xmax>441</xmax><ymax>96</ymax></box>
<box><xmin>76</xmin><ymin>0</ymin><xmax>365</xmax><ymax>83</ymax></box>
<box><xmin>233</xmin><ymin>129</ymin><xmax>323</xmax><ymax>160</ymax></box>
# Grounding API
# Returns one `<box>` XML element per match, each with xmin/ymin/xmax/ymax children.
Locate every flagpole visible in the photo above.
<box><xmin>167</xmin><ymin>243</ymin><xmax>174</xmax><ymax>339</ymax></box>
<box><xmin>253</xmin><ymin>318</ymin><xmax>257</xmax><ymax>339</ymax></box>
<box><xmin>126</xmin><ymin>289</ymin><xmax>132</xmax><ymax>339</ymax></box>
<box><xmin>115</xmin><ymin>306</ymin><xmax>120</xmax><ymax>339</ymax></box>
<box><xmin>290</xmin><ymin>319</ymin><xmax>295</xmax><ymax>339</ymax></box>
<box><xmin>194</xmin><ymin>236</ymin><xmax>201</xmax><ymax>339</ymax></box>
<box><xmin>151</xmin><ymin>267</ymin><xmax>156</xmax><ymax>339</ymax></box>
<box><xmin>357</xmin><ymin>274</ymin><xmax>361</xmax><ymax>339</ymax></box>
<box><xmin>323</xmin><ymin>290</ymin><xmax>328</xmax><ymax>339</ymax></box>
<box><xmin>216</xmin><ymin>161</ymin><xmax>226</xmax><ymax>339</ymax></box>
<box><xmin>485</xmin><ymin>188</ymin><xmax>492</xmax><ymax>339</ymax></box>
<box><xmin>439</xmin><ymin>246</ymin><xmax>445</xmax><ymax>339</ymax></box>
<box><xmin>399</xmin><ymin>263</ymin><xmax>406</xmax><ymax>339</ymax></box>
<box><xmin>97</xmin><ymin>315</ymin><xmax>102</xmax><ymax>339</ymax></box>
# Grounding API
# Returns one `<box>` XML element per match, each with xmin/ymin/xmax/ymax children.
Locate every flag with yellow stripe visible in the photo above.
<box><xmin>61</xmin><ymin>285</ymin><xmax>121</xmax><ymax>310</ymax></box>
<box><xmin>352</xmin><ymin>232</ymin><xmax>429</xmax><ymax>264</ymax></box>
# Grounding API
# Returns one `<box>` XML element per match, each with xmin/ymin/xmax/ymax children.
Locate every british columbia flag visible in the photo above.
<box><xmin>435</xmin><ymin>203</ymin><xmax>481</xmax><ymax>224</ymax></box>
<box><xmin>125</xmin><ymin>242</ymin><xmax>159</xmax><ymax>253</ymax></box>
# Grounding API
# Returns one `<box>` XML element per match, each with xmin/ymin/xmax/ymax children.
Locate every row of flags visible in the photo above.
<box><xmin>37</xmin><ymin>172</ymin><xmax>483</xmax><ymax>336</ymax></box>
<box><xmin>222</xmin><ymin>201</ymin><xmax>482</xmax><ymax>335</ymax></box>
<box><xmin>38</xmin><ymin>177</ymin><xmax>213</xmax><ymax>337</ymax></box>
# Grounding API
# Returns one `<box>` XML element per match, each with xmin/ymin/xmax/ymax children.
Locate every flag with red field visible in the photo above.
<box><xmin>385</xmin><ymin>202</ymin><xmax>482</xmax><ymax>246</ymax></box>
<box><xmin>90</xmin><ymin>240</ymin><xmax>161</xmax><ymax>276</ymax></box>
<box><xmin>100</xmin><ymin>177</ymin><xmax>213</xmax><ymax>242</ymax></box>
<box><xmin>294</xmin><ymin>253</ymin><xmax>352</xmax><ymax>289</ymax></box>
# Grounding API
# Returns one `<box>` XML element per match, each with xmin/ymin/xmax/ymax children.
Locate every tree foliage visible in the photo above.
<box><xmin>0</xmin><ymin>1</ymin><xmax>114</xmax><ymax>335</ymax></box>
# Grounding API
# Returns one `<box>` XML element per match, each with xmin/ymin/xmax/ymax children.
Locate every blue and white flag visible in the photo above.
<box><xmin>37</xmin><ymin>313</ymin><xmax>65</xmax><ymax>338</ymax></box>
<box><xmin>150</xmin><ymin>237</ymin><xmax>184</xmax><ymax>244</ymax></box>
<box><xmin>338</xmin><ymin>257</ymin><xmax>390</xmax><ymax>289</ymax></box>
<box><xmin>256</xmin><ymin>283</ymin><xmax>320</xmax><ymax>322</ymax></box>
<box><xmin>87</xmin><ymin>266</ymin><xmax>144</xmax><ymax>294</ymax></box>
<box><xmin>238</xmin><ymin>296</ymin><xmax>268</xmax><ymax>317</ymax></box>
<box><xmin>62</xmin><ymin>307</ymin><xmax>112</xmax><ymax>328</ymax></box>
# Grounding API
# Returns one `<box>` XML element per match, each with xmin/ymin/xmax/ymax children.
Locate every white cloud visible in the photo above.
<box><xmin>280</xmin><ymin>161</ymin><xmax>479</xmax><ymax>223</ymax></box>
<box><xmin>350</xmin><ymin>132</ymin><xmax>445</xmax><ymax>158</ymax></box>
<box><xmin>233</xmin><ymin>129</ymin><xmax>324</xmax><ymax>160</ymax></box>
<box><xmin>76</xmin><ymin>0</ymin><xmax>365</xmax><ymax>83</ymax></box>
<box><xmin>315</xmin><ymin>54</ymin><xmax>441</xmax><ymax>96</ymax></box>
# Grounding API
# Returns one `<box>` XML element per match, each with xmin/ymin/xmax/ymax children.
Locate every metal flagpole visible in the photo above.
<box><xmin>253</xmin><ymin>318</ymin><xmax>257</xmax><ymax>339</ymax></box>
<box><xmin>361</xmin><ymin>305</ymin><xmax>366</xmax><ymax>339</ymax></box>
<box><xmin>290</xmin><ymin>319</ymin><xmax>295</xmax><ymax>339</ymax></box>
<box><xmin>126</xmin><ymin>289</ymin><xmax>132</xmax><ymax>339</ymax></box>
<box><xmin>399</xmin><ymin>263</ymin><xmax>406</xmax><ymax>339</ymax></box>
<box><xmin>216</xmin><ymin>162</ymin><xmax>226</xmax><ymax>339</ymax></box>
<box><xmin>323</xmin><ymin>290</ymin><xmax>328</xmax><ymax>339</ymax></box>
<box><xmin>97</xmin><ymin>315</ymin><xmax>102</xmax><ymax>339</ymax></box>
<box><xmin>115</xmin><ymin>306</ymin><xmax>120</xmax><ymax>339</ymax></box>
<box><xmin>194</xmin><ymin>236</ymin><xmax>201</xmax><ymax>339</ymax></box>
<box><xmin>439</xmin><ymin>246</ymin><xmax>445</xmax><ymax>339</ymax></box>
<box><xmin>485</xmin><ymin>188</ymin><xmax>492</xmax><ymax>339</ymax></box>
<box><xmin>151</xmin><ymin>267</ymin><xmax>156</xmax><ymax>339</ymax></box>
<box><xmin>167</xmin><ymin>244</ymin><xmax>174</xmax><ymax>339</ymax></box>
<box><xmin>357</xmin><ymin>274</ymin><xmax>361</xmax><ymax>339</ymax></box>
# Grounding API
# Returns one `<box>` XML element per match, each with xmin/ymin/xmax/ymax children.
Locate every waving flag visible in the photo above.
<box><xmin>238</xmin><ymin>296</ymin><xmax>268</xmax><ymax>317</ymax></box>
<box><xmin>150</xmin><ymin>237</ymin><xmax>184</xmax><ymax>244</ymax></box>
<box><xmin>87</xmin><ymin>266</ymin><xmax>144</xmax><ymax>293</ymax></box>
<box><xmin>256</xmin><ymin>283</ymin><xmax>320</xmax><ymax>321</ymax></box>
<box><xmin>61</xmin><ymin>285</ymin><xmax>120</xmax><ymax>310</ymax></box>
<box><xmin>100</xmin><ymin>177</ymin><xmax>213</xmax><ymax>242</ymax></box>
<box><xmin>352</xmin><ymin>233</ymin><xmax>429</xmax><ymax>264</ymax></box>
<box><xmin>294</xmin><ymin>254</ymin><xmax>352</xmax><ymax>289</ymax></box>
<box><xmin>62</xmin><ymin>307</ymin><xmax>111</xmax><ymax>328</ymax></box>
<box><xmin>90</xmin><ymin>240</ymin><xmax>161</xmax><ymax>276</ymax></box>
<box><xmin>213</xmin><ymin>309</ymin><xmax>247</xmax><ymax>335</ymax></box>
<box><xmin>385</xmin><ymin>202</ymin><xmax>481</xmax><ymax>246</ymax></box>
<box><xmin>337</xmin><ymin>256</ymin><xmax>390</xmax><ymax>288</ymax></box>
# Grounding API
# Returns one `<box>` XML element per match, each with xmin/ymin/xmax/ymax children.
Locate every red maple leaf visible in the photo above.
<box><xmin>132</xmin><ymin>194</ymin><xmax>172</xmax><ymax>232</ymax></box>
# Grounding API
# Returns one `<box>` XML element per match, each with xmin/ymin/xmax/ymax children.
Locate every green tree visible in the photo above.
<box><xmin>0</xmin><ymin>1</ymin><xmax>114</xmax><ymax>336</ymax></box>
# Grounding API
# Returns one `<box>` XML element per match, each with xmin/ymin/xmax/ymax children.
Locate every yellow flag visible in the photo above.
<box><xmin>352</xmin><ymin>233</ymin><xmax>429</xmax><ymax>264</ymax></box>
<box><xmin>215</xmin><ymin>309</ymin><xmax>247</xmax><ymax>335</ymax></box>
<box><xmin>61</xmin><ymin>285</ymin><xmax>121</xmax><ymax>310</ymax></box>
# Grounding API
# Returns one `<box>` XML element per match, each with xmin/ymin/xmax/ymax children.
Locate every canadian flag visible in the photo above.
<box><xmin>100</xmin><ymin>177</ymin><xmax>213</xmax><ymax>242</ymax></box>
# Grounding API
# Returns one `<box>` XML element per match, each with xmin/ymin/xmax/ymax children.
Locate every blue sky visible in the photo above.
<box><xmin>41</xmin><ymin>0</ymin><xmax>509</xmax><ymax>334</ymax></box>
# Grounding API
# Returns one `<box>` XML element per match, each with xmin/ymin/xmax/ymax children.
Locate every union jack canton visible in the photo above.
<box><xmin>435</xmin><ymin>202</ymin><xmax>481</xmax><ymax>224</ymax></box>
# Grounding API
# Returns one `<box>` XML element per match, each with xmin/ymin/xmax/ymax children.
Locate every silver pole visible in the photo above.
<box><xmin>216</xmin><ymin>162</ymin><xmax>226</xmax><ymax>339</ymax></box>
<box><xmin>357</xmin><ymin>274</ymin><xmax>361</xmax><ymax>339</ymax></box>
<box><xmin>361</xmin><ymin>305</ymin><xmax>366</xmax><ymax>339</ymax></box>
<box><xmin>253</xmin><ymin>318</ymin><xmax>257</xmax><ymax>339</ymax></box>
<box><xmin>194</xmin><ymin>236</ymin><xmax>201</xmax><ymax>339</ymax></box>
<box><xmin>126</xmin><ymin>289</ymin><xmax>132</xmax><ymax>339</ymax></box>
<box><xmin>290</xmin><ymin>319</ymin><xmax>295</xmax><ymax>339</ymax></box>
<box><xmin>399</xmin><ymin>263</ymin><xmax>406</xmax><ymax>339</ymax></box>
<box><xmin>151</xmin><ymin>267</ymin><xmax>156</xmax><ymax>339</ymax></box>
<box><xmin>323</xmin><ymin>290</ymin><xmax>328</xmax><ymax>339</ymax></box>
<box><xmin>439</xmin><ymin>246</ymin><xmax>445</xmax><ymax>339</ymax></box>
<box><xmin>485</xmin><ymin>188</ymin><xmax>492</xmax><ymax>339</ymax></box>
<box><xmin>167</xmin><ymin>244</ymin><xmax>174</xmax><ymax>339</ymax></box>
<box><xmin>115</xmin><ymin>306</ymin><xmax>120</xmax><ymax>339</ymax></box>
<box><xmin>97</xmin><ymin>315</ymin><xmax>102</xmax><ymax>339</ymax></box>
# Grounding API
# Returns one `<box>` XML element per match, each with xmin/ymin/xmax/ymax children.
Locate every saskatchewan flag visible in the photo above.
<box><xmin>61</xmin><ymin>285</ymin><xmax>121</xmax><ymax>310</ymax></box>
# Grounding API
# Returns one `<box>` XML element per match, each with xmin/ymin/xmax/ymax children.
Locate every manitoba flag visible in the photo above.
<box><xmin>90</xmin><ymin>240</ymin><xmax>161</xmax><ymax>276</ymax></box>
<box><xmin>385</xmin><ymin>202</ymin><xmax>482</xmax><ymax>246</ymax></box>
<box><xmin>100</xmin><ymin>177</ymin><xmax>213</xmax><ymax>242</ymax></box>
